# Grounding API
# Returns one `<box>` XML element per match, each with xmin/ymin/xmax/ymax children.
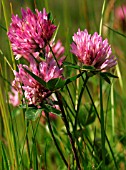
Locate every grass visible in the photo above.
<box><xmin>1</xmin><ymin>0</ymin><xmax>126</xmax><ymax>169</ymax></box>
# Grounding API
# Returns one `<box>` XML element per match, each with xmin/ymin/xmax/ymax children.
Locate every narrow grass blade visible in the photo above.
<box><xmin>116</xmin><ymin>64</ymin><xmax>123</xmax><ymax>90</ymax></box>
<box><xmin>1</xmin><ymin>142</ymin><xmax>10</xmax><ymax>170</ymax></box>
<box><xmin>0</xmin><ymin>86</ymin><xmax>17</xmax><ymax>169</ymax></box>
<box><xmin>86</xmin><ymin>85</ymin><xmax>118</xmax><ymax>169</ymax></box>
<box><xmin>99</xmin><ymin>0</ymin><xmax>106</xmax><ymax>35</ymax></box>
<box><xmin>2</xmin><ymin>0</ymin><xmax>16</xmax><ymax>70</ymax></box>
<box><xmin>104</xmin><ymin>25</ymin><xmax>126</xmax><ymax>38</ymax></box>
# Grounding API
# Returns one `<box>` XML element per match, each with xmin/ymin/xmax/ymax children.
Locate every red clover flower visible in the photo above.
<box><xmin>8</xmin><ymin>8</ymin><xmax>57</xmax><ymax>59</ymax></box>
<box><xmin>115</xmin><ymin>5</ymin><xmax>126</xmax><ymax>32</ymax></box>
<box><xmin>70</xmin><ymin>29</ymin><xmax>117</xmax><ymax>70</ymax></box>
<box><xmin>12</xmin><ymin>57</ymin><xmax>63</xmax><ymax>106</ymax></box>
<box><xmin>115</xmin><ymin>5</ymin><xmax>126</xmax><ymax>20</ymax></box>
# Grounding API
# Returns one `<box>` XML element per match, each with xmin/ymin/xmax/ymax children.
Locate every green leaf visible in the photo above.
<box><xmin>11</xmin><ymin>108</ymin><xmax>22</xmax><ymax>118</ymax></box>
<box><xmin>100</xmin><ymin>73</ymin><xmax>111</xmax><ymax>84</ymax></box>
<box><xmin>47</xmin><ymin>72</ymin><xmax>85</xmax><ymax>90</ymax></box>
<box><xmin>2</xmin><ymin>0</ymin><xmax>16</xmax><ymax>70</ymax></box>
<box><xmin>85</xmin><ymin>112</ymin><xmax>96</xmax><ymax>126</ymax></box>
<box><xmin>104</xmin><ymin>24</ymin><xmax>126</xmax><ymax>38</ymax></box>
<box><xmin>24</xmin><ymin>67</ymin><xmax>46</xmax><ymax>87</ymax></box>
<box><xmin>0</xmin><ymin>23</ymin><xmax>7</xmax><ymax>31</ymax></box>
<box><xmin>46</xmin><ymin>78</ymin><xmax>65</xmax><ymax>90</ymax></box>
<box><xmin>74</xmin><ymin>128</ymin><xmax>86</xmax><ymax>139</ymax></box>
<box><xmin>100</xmin><ymin>72</ymin><xmax>118</xmax><ymax>78</ymax></box>
<box><xmin>81</xmin><ymin>65</ymin><xmax>95</xmax><ymax>71</ymax></box>
<box><xmin>44</xmin><ymin>104</ymin><xmax>61</xmax><ymax>116</ymax></box>
<box><xmin>46</xmin><ymin>78</ymin><xmax>58</xmax><ymax>90</ymax></box>
<box><xmin>65</xmin><ymin>72</ymin><xmax>84</xmax><ymax>85</ymax></box>
<box><xmin>100</xmin><ymin>72</ymin><xmax>118</xmax><ymax>84</ymax></box>
<box><xmin>87</xmin><ymin>70</ymin><xmax>99</xmax><ymax>77</ymax></box>
<box><xmin>54</xmin><ymin>78</ymin><xmax>66</xmax><ymax>89</ymax></box>
<box><xmin>39</xmin><ymin>52</ymin><xmax>46</xmax><ymax>61</ymax></box>
<box><xmin>25</xmin><ymin>107</ymin><xmax>43</xmax><ymax>120</ymax></box>
<box><xmin>64</xmin><ymin>61</ymin><xmax>81</xmax><ymax>70</ymax></box>
<box><xmin>78</xmin><ymin>103</ymin><xmax>96</xmax><ymax>127</ymax></box>
<box><xmin>19</xmin><ymin>104</ymin><xmax>27</xmax><ymax>109</ymax></box>
<box><xmin>64</xmin><ymin>62</ymin><xmax>96</xmax><ymax>71</ymax></box>
<box><xmin>52</xmin><ymin>23</ymin><xmax>60</xmax><ymax>41</ymax></box>
<box><xmin>48</xmin><ymin>12</ymin><xmax>53</xmax><ymax>21</ymax></box>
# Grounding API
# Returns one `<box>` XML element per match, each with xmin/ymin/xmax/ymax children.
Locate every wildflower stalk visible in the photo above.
<box><xmin>48</xmin><ymin>42</ymin><xmax>60</xmax><ymax>68</ymax></box>
<box><xmin>49</xmin><ymin>41</ymin><xmax>76</xmax><ymax>116</ymax></box>
<box><xmin>66</xmin><ymin>85</ymin><xmax>75</xmax><ymax>109</ymax></box>
<box><xmin>45</xmin><ymin>111</ymin><xmax>68</xmax><ymax>168</ymax></box>
<box><xmin>74</xmin><ymin>71</ymin><xmax>88</xmax><ymax>131</ymax></box>
<box><xmin>100</xmin><ymin>76</ymin><xmax>105</xmax><ymax>168</ymax></box>
<box><xmin>56</xmin><ymin>92</ymin><xmax>81</xmax><ymax>170</ymax></box>
<box><xmin>48</xmin><ymin>40</ymin><xmax>76</xmax><ymax>112</ymax></box>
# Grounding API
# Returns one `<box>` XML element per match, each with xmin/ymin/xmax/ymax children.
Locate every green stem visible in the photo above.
<box><xmin>100</xmin><ymin>76</ymin><xmax>105</xmax><ymax>168</ymax></box>
<box><xmin>48</xmin><ymin>42</ymin><xmax>60</xmax><ymax>68</ymax></box>
<box><xmin>66</xmin><ymin>84</ymin><xmax>75</xmax><ymax>109</ymax></box>
<box><xmin>62</xmin><ymin>95</ymin><xmax>75</xmax><ymax>118</ymax></box>
<box><xmin>45</xmin><ymin>111</ymin><xmax>68</xmax><ymax>168</ymax></box>
<box><xmin>56</xmin><ymin>92</ymin><xmax>81</xmax><ymax>170</ymax></box>
<box><xmin>74</xmin><ymin>72</ymin><xmax>88</xmax><ymax>131</ymax></box>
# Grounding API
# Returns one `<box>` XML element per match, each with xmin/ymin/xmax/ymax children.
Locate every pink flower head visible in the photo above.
<box><xmin>70</xmin><ymin>29</ymin><xmax>117</xmax><ymax>70</ymax></box>
<box><xmin>8</xmin><ymin>8</ymin><xmax>57</xmax><ymax>60</ymax></box>
<box><xmin>12</xmin><ymin>57</ymin><xmax>63</xmax><ymax>105</ymax></box>
<box><xmin>115</xmin><ymin>5</ymin><xmax>126</xmax><ymax>20</ymax></box>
